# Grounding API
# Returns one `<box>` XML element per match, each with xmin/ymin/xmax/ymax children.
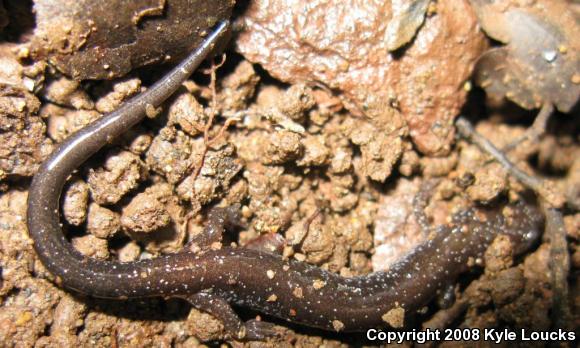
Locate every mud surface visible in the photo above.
<box><xmin>0</xmin><ymin>1</ymin><xmax>578</xmax><ymax>347</ymax></box>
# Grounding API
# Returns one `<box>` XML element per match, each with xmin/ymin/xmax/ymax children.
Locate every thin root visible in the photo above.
<box><xmin>456</xmin><ymin>116</ymin><xmax>572</xmax><ymax>332</ymax></box>
<box><xmin>503</xmin><ymin>102</ymin><xmax>554</xmax><ymax>152</ymax></box>
<box><xmin>188</xmin><ymin>54</ymin><xmax>238</xmax><ymax>183</ymax></box>
<box><xmin>455</xmin><ymin>116</ymin><xmax>565</xmax><ymax>208</ymax></box>
<box><xmin>541</xmin><ymin>203</ymin><xmax>572</xmax><ymax>331</ymax></box>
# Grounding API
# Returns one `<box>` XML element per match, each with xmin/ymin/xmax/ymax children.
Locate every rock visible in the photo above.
<box><xmin>236</xmin><ymin>0</ymin><xmax>487</xmax><ymax>155</ymax></box>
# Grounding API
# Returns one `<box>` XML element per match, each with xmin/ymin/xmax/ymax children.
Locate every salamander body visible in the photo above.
<box><xmin>26</xmin><ymin>20</ymin><xmax>543</xmax><ymax>338</ymax></box>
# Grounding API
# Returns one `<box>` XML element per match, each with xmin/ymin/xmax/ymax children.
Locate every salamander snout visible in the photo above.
<box><xmin>507</xmin><ymin>201</ymin><xmax>544</xmax><ymax>254</ymax></box>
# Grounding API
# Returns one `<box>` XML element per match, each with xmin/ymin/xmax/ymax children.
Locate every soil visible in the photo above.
<box><xmin>0</xmin><ymin>1</ymin><xmax>578</xmax><ymax>347</ymax></box>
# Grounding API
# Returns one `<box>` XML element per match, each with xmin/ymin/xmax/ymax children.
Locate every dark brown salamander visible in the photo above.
<box><xmin>26</xmin><ymin>20</ymin><xmax>544</xmax><ymax>340</ymax></box>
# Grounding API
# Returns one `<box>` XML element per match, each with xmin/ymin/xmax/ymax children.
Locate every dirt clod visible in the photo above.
<box><xmin>87</xmin><ymin>203</ymin><xmax>121</xmax><ymax>239</ymax></box>
<box><xmin>87</xmin><ymin>150</ymin><xmax>149</xmax><ymax>205</ymax></box>
<box><xmin>236</xmin><ymin>0</ymin><xmax>487</xmax><ymax>155</ymax></box>
<box><xmin>62</xmin><ymin>178</ymin><xmax>89</xmax><ymax>226</ymax></box>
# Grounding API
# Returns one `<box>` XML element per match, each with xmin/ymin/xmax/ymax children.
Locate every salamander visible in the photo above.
<box><xmin>26</xmin><ymin>20</ymin><xmax>544</xmax><ymax>340</ymax></box>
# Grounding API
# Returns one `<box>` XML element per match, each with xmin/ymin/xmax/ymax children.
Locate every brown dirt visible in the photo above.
<box><xmin>235</xmin><ymin>0</ymin><xmax>488</xmax><ymax>156</ymax></box>
<box><xmin>0</xmin><ymin>1</ymin><xmax>578</xmax><ymax>347</ymax></box>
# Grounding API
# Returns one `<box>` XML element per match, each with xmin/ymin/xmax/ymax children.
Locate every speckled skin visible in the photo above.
<box><xmin>26</xmin><ymin>20</ymin><xmax>544</xmax><ymax>337</ymax></box>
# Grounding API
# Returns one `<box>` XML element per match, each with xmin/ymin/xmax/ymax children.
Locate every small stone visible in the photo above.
<box><xmin>313</xmin><ymin>279</ymin><xmax>326</xmax><ymax>289</ymax></box>
<box><xmin>332</xmin><ymin>320</ymin><xmax>345</xmax><ymax>332</ymax></box>
<box><xmin>382</xmin><ymin>306</ymin><xmax>405</xmax><ymax>328</ymax></box>
<box><xmin>15</xmin><ymin>311</ymin><xmax>33</xmax><ymax>326</ymax></box>
<box><xmin>541</xmin><ymin>50</ymin><xmax>557</xmax><ymax>62</ymax></box>
<box><xmin>292</xmin><ymin>287</ymin><xmax>304</xmax><ymax>298</ymax></box>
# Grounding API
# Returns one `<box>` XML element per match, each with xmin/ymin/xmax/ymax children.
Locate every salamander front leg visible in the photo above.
<box><xmin>186</xmin><ymin>204</ymin><xmax>243</xmax><ymax>252</ymax></box>
<box><xmin>183</xmin><ymin>292</ymin><xmax>279</xmax><ymax>340</ymax></box>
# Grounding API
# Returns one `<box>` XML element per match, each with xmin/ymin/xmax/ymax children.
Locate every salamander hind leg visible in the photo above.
<box><xmin>413</xmin><ymin>179</ymin><xmax>441</xmax><ymax>236</ymax></box>
<box><xmin>182</xmin><ymin>292</ymin><xmax>279</xmax><ymax>340</ymax></box>
<box><xmin>243</xmin><ymin>233</ymin><xmax>286</xmax><ymax>255</ymax></box>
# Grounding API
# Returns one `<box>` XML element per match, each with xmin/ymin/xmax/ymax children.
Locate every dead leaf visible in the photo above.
<box><xmin>471</xmin><ymin>0</ymin><xmax>579</xmax><ymax>112</ymax></box>
<box><xmin>386</xmin><ymin>0</ymin><xmax>430</xmax><ymax>52</ymax></box>
<box><xmin>31</xmin><ymin>0</ymin><xmax>235</xmax><ymax>80</ymax></box>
